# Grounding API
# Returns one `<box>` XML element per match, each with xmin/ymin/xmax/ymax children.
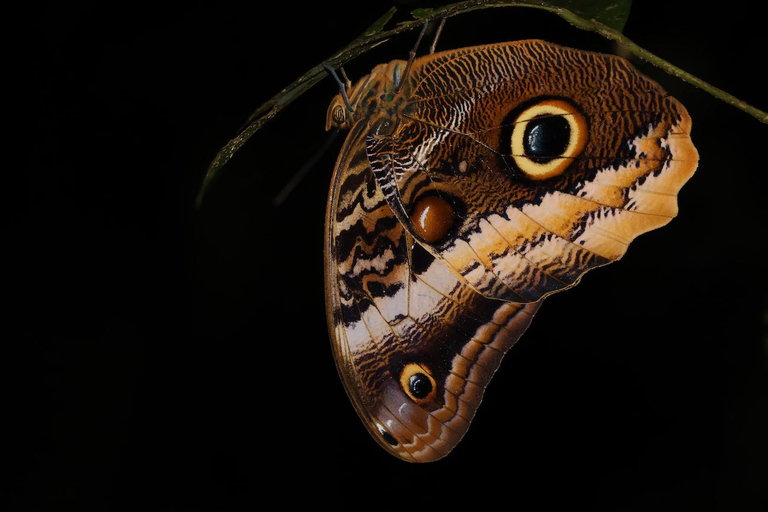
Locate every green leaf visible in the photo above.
<box><xmin>410</xmin><ymin>0</ymin><xmax>631</xmax><ymax>33</ymax></box>
<box><xmin>363</xmin><ymin>6</ymin><xmax>397</xmax><ymax>36</ymax></box>
<box><xmin>544</xmin><ymin>0</ymin><xmax>632</xmax><ymax>32</ymax></box>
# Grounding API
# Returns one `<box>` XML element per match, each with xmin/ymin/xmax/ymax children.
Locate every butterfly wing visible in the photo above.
<box><xmin>326</xmin><ymin>40</ymin><xmax>698</xmax><ymax>462</ymax></box>
<box><xmin>367</xmin><ymin>40</ymin><xmax>699</xmax><ymax>303</ymax></box>
<box><xmin>325</xmin><ymin>122</ymin><xmax>540</xmax><ymax>462</ymax></box>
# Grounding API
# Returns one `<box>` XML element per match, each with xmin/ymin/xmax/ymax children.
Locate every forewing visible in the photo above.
<box><xmin>366</xmin><ymin>40</ymin><xmax>699</xmax><ymax>303</ymax></box>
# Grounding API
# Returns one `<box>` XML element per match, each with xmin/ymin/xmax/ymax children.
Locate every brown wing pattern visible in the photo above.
<box><xmin>325</xmin><ymin>40</ymin><xmax>698</xmax><ymax>462</ymax></box>
<box><xmin>325</xmin><ymin>121</ymin><xmax>540</xmax><ymax>462</ymax></box>
<box><xmin>366</xmin><ymin>40</ymin><xmax>698</xmax><ymax>303</ymax></box>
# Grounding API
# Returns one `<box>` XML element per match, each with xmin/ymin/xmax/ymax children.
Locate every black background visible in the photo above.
<box><xmin>12</xmin><ymin>1</ymin><xmax>767</xmax><ymax>510</ymax></box>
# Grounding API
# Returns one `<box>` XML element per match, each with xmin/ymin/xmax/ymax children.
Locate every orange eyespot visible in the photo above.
<box><xmin>400</xmin><ymin>363</ymin><xmax>437</xmax><ymax>404</ymax></box>
<box><xmin>410</xmin><ymin>195</ymin><xmax>456</xmax><ymax>243</ymax></box>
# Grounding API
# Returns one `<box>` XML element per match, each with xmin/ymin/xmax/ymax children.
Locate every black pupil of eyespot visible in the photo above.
<box><xmin>381</xmin><ymin>430</ymin><xmax>399</xmax><ymax>446</ymax></box>
<box><xmin>409</xmin><ymin>373</ymin><xmax>432</xmax><ymax>399</ymax></box>
<box><xmin>523</xmin><ymin>115</ymin><xmax>571</xmax><ymax>163</ymax></box>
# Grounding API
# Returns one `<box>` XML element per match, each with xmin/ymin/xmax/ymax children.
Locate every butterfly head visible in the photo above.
<box><xmin>325</xmin><ymin>60</ymin><xmax>409</xmax><ymax>132</ymax></box>
<box><xmin>326</xmin><ymin>96</ymin><xmax>350</xmax><ymax>131</ymax></box>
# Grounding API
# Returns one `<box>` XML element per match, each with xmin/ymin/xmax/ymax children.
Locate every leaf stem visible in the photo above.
<box><xmin>589</xmin><ymin>20</ymin><xmax>768</xmax><ymax>125</ymax></box>
<box><xmin>196</xmin><ymin>1</ymin><xmax>766</xmax><ymax>207</ymax></box>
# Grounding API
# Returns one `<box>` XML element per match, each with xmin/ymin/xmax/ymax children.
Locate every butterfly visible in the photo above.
<box><xmin>323</xmin><ymin>36</ymin><xmax>698</xmax><ymax>462</ymax></box>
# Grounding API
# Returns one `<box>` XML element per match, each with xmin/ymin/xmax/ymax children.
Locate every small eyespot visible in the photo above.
<box><xmin>508</xmin><ymin>99</ymin><xmax>587</xmax><ymax>180</ymax></box>
<box><xmin>377</xmin><ymin>424</ymin><xmax>399</xmax><ymax>446</ymax></box>
<box><xmin>400</xmin><ymin>363</ymin><xmax>437</xmax><ymax>404</ymax></box>
<box><xmin>372</xmin><ymin>118</ymin><xmax>394</xmax><ymax>136</ymax></box>
<box><xmin>410</xmin><ymin>195</ymin><xmax>457</xmax><ymax>244</ymax></box>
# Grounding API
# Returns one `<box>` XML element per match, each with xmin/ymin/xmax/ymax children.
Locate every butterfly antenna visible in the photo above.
<box><xmin>429</xmin><ymin>18</ymin><xmax>446</xmax><ymax>54</ymax></box>
<box><xmin>324</xmin><ymin>65</ymin><xmax>354</xmax><ymax>112</ymax></box>
<box><xmin>395</xmin><ymin>20</ymin><xmax>429</xmax><ymax>93</ymax></box>
<box><xmin>272</xmin><ymin>129</ymin><xmax>341</xmax><ymax>207</ymax></box>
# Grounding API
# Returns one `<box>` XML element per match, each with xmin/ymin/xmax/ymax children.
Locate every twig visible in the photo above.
<box><xmin>196</xmin><ymin>0</ymin><xmax>766</xmax><ymax>208</ymax></box>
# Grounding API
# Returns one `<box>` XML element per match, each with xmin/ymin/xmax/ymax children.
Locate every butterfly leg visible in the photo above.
<box><xmin>324</xmin><ymin>65</ymin><xmax>353</xmax><ymax>112</ymax></box>
<box><xmin>428</xmin><ymin>18</ymin><xmax>447</xmax><ymax>55</ymax></box>
<box><xmin>395</xmin><ymin>20</ymin><xmax>429</xmax><ymax>93</ymax></box>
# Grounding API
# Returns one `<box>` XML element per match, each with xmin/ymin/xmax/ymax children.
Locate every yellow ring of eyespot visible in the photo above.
<box><xmin>509</xmin><ymin>99</ymin><xmax>588</xmax><ymax>180</ymax></box>
<box><xmin>400</xmin><ymin>363</ymin><xmax>437</xmax><ymax>404</ymax></box>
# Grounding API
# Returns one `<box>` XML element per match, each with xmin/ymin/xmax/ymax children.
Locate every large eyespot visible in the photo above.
<box><xmin>410</xmin><ymin>194</ymin><xmax>457</xmax><ymax>244</ymax></box>
<box><xmin>400</xmin><ymin>363</ymin><xmax>437</xmax><ymax>404</ymax></box>
<box><xmin>508</xmin><ymin>99</ymin><xmax>587</xmax><ymax>180</ymax></box>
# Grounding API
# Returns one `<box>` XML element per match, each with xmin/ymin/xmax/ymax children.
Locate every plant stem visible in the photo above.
<box><xmin>588</xmin><ymin>20</ymin><xmax>768</xmax><ymax>124</ymax></box>
<box><xmin>196</xmin><ymin>1</ymin><xmax>766</xmax><ymax>207</ymax></box>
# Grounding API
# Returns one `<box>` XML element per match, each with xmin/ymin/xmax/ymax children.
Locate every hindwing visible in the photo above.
<box><xmin>325</xmin><ymin>123</ymin><xmax>540</xmax><ymax>461</ymax></box>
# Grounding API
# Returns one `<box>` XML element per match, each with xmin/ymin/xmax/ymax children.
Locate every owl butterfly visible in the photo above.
<box><xmin>324</xmin><ymin>36</ymin><xmax>698</xmax><ymax>462</ymax></box>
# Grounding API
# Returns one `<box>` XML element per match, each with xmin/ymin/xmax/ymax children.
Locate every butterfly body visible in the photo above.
<box><xmin>324</xmin><ymin>40</ymin><xmax>698</xmax><ymax>462</ymax></box>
